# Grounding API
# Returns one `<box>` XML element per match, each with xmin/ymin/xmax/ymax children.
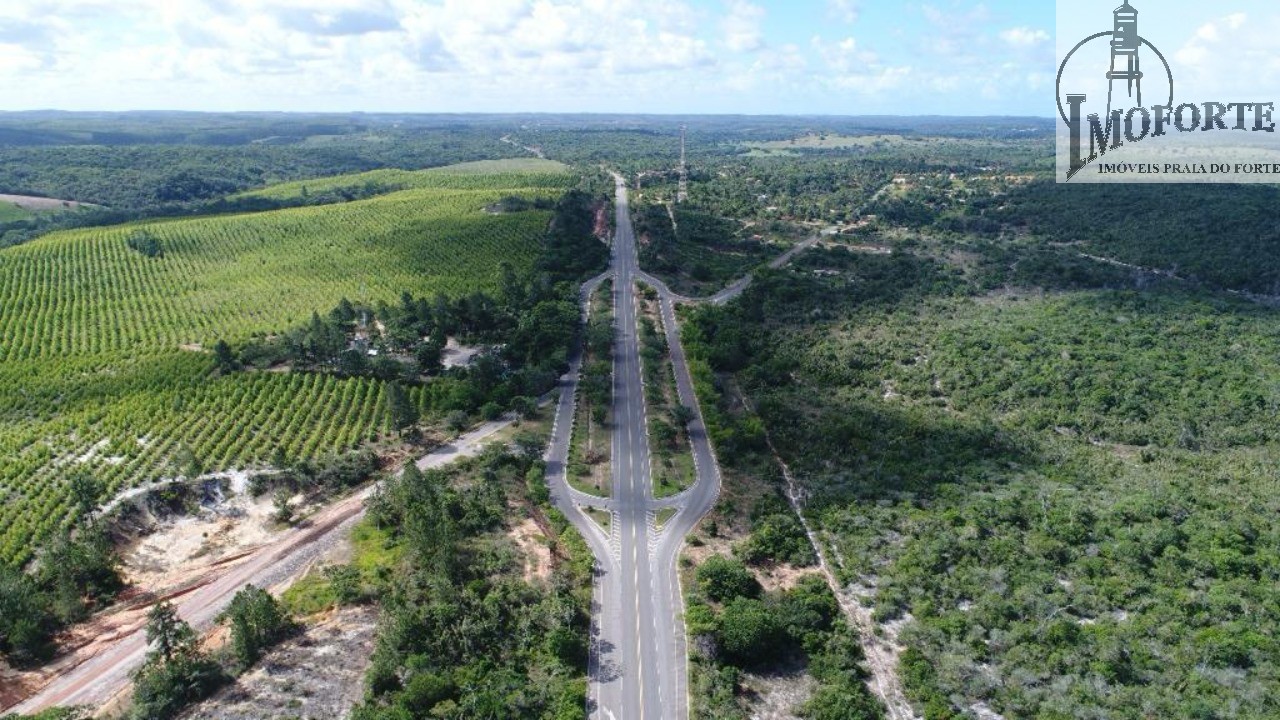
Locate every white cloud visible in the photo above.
<box><xmin>0</xmin><ymin>0</ymin><xmax>1053</xmax><ymax>114</ymax></box>
<box><xmin>812</xmin><ymin>36</ymin><xmax>878</xmax><ymax>74</ymax></box>
<box><xmin>1174</xmin><ymin>11</ymin><xmax>1280</xmax><ymax>97</ymax></box>
<box><xmin>1000</xmin><ymin>27</ymin><xmax>1049</xmax><ymax>48</ymax></box>
<box><xmin>812</xmin><ymin>36</ymin><xmax>906</xmax><ymax>95</ymax></box>
<box><xmin>827</xmin><ymin>0</ymin><xmax>859</xmax><ymax>24</ymax></box>
<box><xmin>722</xmin><ymin>0</ymin><xmax>765</xmax><ymax>53</ymax></box>
<box><xmin>0</xmin><ymin>0</ymin><xmax>729</xmax><ymax>110</ymax></box>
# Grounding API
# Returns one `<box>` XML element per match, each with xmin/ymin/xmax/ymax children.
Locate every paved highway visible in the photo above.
<box><xmin>544</xmin><ymin>175</ymin><xmax>723</xmax><ymax>720</ymax></box>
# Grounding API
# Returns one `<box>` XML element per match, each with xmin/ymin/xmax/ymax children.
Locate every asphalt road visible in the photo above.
<box><xmin>544</xmin><ymin>176</ymin><xmax>723</xmax><ymax>720</ymax></box>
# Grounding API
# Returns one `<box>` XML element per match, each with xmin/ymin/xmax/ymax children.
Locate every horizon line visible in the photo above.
<box><xmin>0</xmin><ymin>109</ymin><xmax>1057</xmax><ymax>121</ymax></box>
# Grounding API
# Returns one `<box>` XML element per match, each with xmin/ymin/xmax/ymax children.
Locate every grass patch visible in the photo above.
<box><xmin>655</xmin><ymin>507</ymin><xmax>677</xmax><ymax>531</ymax></box>
<box><xmin>0</xmin><ymin>201</ymin><xmax>34</xmax><ymax>223</ymax></box>
<box><xmin>584</xmin><ymin>506</ymin><xmax>611</xmax><ymax>534</ymax></box>
<box><xmin>280</xmin><ymin>519</ymin><xmax>404</xmax><ymax>616</ymax></box>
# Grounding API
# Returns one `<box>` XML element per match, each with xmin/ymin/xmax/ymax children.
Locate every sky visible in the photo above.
<box><xmin>0</xmin><ymin>0</ymin><xmax>1064</xmax><ymax>115</ymax></box>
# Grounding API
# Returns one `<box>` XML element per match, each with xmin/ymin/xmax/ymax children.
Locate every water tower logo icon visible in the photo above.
<box><xmin>1056</xmin><ymin>1</ymin><xmax>1174</xmax><ymax>134</ymax></box>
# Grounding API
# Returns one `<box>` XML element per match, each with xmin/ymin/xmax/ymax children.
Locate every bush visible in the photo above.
<box><xmin>131</xmin><ymin>654</ymin><xmax>228</xmax><ymax>720</ymax></box>
<box><xmin>739</xmin><ymin>512</ymin><xmax>817</xmax><ymax>567</ymax></box>
<box><xmin>130</xmin><ymin>603</ymin><xmax>228</xmax><ymax>720</ymax></box>
<box><xmin>696</xmin><ymin>555</ymin><xmax>761</xmax><ymax>602</ymax></box>
<box><xmin>325</xmin><ymin>564</ymin><xmax>365</xmax><ymax>606</ymax></box>
<box><xmin>716</xmin><ymin>597</ymin><xmax>788</xmax><ymax>668</ymax></box>
<box><xmin>222</xmin><ymin>585</ymin><xmax>297</xmax><ymax>670</ymax></box>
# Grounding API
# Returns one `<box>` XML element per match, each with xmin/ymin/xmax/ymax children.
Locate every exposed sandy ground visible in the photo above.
<box><xmin>0</xmin><ymin>193</ymin><xmax>94</xmax><ymax>210</ymax></box>
<box><xmin>755</xmin><ymin>565</ymin><xmax>822</xmax><ymax>594</ymax></box>
<box><xmin>740</xmin><ymin>667</ymin><xmax>817</xmax><ymax>720</ymax></box>
<box><xmin>1</xmin><ymin>475</ymin><xmax>327</xmax><ymax>713</ymax></box>
<box><xmin>176</xmin><ymin>606</ymin><xmax>378</xmax><ymax>720</ymax></box>
<box><xmin>442</xmin><ymin>337</ymin><xmax>483</xmax><ymax>369</ymax></box>
<box><xmin>124</xmin><ymin>482</ymin><xmax>286</xmax><ymax>592</ymax></box>
<box><xmin>510</xmin><ymin>516</ymin><xmax>553</xmax><ymax>584</ymax></box>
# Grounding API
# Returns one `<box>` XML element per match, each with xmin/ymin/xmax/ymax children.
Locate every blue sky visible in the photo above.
<box><xmin>0</xmin><ymin>0</ymin><xmax>1058</xmax><ymax>115</ymax></box>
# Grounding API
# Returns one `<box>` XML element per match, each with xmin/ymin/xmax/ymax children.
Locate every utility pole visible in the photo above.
<box><xmin>677</xmin><ymin>125</ymin><xmax>689</xmax><ymax>204</ymax></box>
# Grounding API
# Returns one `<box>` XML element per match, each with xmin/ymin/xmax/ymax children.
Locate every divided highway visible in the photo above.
<box><xmin>544</xmin><ymin>176</ymin><xmax>723</xmax><ymax>720</ymax></box>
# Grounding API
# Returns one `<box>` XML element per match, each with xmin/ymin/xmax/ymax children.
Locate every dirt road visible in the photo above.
<box><xmin>3</xmin><ymin>417</ymin><xmax>525</xmax><ymax>715</ymax></box>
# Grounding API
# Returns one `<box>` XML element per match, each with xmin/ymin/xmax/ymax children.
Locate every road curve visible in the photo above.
<box><xmin>636</xmin><ymin>227</ymin><xmax>832</xmax><ymax>306</ymax></box>
<box><xmin>544</xmin><ymin>175</ymin><xmax>724</xmax><ymax>720</ymax></box>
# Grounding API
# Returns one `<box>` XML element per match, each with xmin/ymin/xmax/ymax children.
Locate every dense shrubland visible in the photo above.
<box><xmin>687</xmin><ymin>555</ymin><xmax>883</xmax><ymax>720</ymax></box>
<box><xmin>683</xmin><ymin>245</ymin><xmax>1280</xmax><ymax>718</ymax></box>
<box><xmin>348</xmin><ymin>443</ymin><xmax>592</xmax><ymax>720</ymax></box>
<box><xmin>673</xmin><ymin>143</ymin><xmax>1280</xmax><ymax>718</ymax></box>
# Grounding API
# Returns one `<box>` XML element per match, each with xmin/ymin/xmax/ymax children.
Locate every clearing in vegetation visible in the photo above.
<box><xmin>633</xmin><ymin>202</ymin><xmax>783</xmax><ymax>297</ymax></box>
<box><xmin>234</xmin><ymin>159</ymin><xmax>571</xmax><ymax>202</ymax></box>
<box><xmin>0</xmin><ymin>202</ymin><xmax>34</xmax><ymax>223</ymax></box>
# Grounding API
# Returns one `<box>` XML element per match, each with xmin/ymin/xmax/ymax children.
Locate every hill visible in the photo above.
<box><xmin>233</xmin><ymin>159</ymin><xmax>573</xmax><ymax>202</ymax></box>
<box><xmin>0</xmin><ymin>163</ymin><xmax>577</xmax><ymax>566</ymax></box>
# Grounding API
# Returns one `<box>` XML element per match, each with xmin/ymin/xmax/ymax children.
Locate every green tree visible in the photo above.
<box><xmin>716</xmin><ymin>597</ymin><xmax>788</xmax><ymax>668</ymax></box>
<box><xmin>0</xmin><ymin>566</ymin><xmax>57</xmax><ymax>664</ymax></box>
<box><xmin>511</xmin><ymin>396</ymin><xmax>538</xmax><ymax>422</ymax></box>
<box><xmin>68</xmin><ymin>469</ymin><xmax>103</xmax><ymax>523</ymax></box>
<box><xmin>416</xmin><ymin>335</ymin><xmax>446</xmax><ymax>375</ymax></box>
<box><xmin>801</xmin><ymin>686</ymin><xmax>884</xmax><ymax>720</ymax></box>
<box><xmin>272</xmin><ymin>489</ymin><xmax>295</xmax><ymax>525</ymax></box>
<box><xmin>132</xmin><ymin>602</ymin><xmax>226</xmax><ymax>720</ymax></box>
<box><xmin>144</xmin><ymin>602</ymin><xmax>195</xmax><ymax>666</ymax></box>
<box><xmin>697</xmin><ymin>555</ymin><xmax>760</xmax><ymax>602</ymax></box>
<box><xmin>222</xmin><ymin>585</ymin><xmax>296</xmax><ymax>670</ymax></box>
<box><xmin>446</xmin><ymin>410</ymin><xmax>470</xmax><ymax>433</ymax></box>
<box><xmin>740</xmin><ymin>513</ymin><xmax>817</xmax><ymax>568</ymax></box>
<box><xmin>213</xmin><ymin>339</ymin><xmax>238</xmax><ymax>373</ymax></box>
<box><xmin>37</xmin><ymin>529</ymin><xmax>123</xmax><ymax>623</ymax></box>
<box><xmin>172</xmin><ymin>445</ymin><xmax>203</xmax><ymax>479</ymax></box>
<box><xmin>385</xmin><ymin>382</ymin><xmax>419</xmax><ymax>433</ymax></box>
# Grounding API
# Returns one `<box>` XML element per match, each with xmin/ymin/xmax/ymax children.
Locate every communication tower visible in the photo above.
<box><xmin>1106</xmin><ymin>2</ymin><xmax>1143</xmax><ymax>119</ymax></box>
<box><xmin>677</xmin><ymin>126</ymin><xmax>689</xmax><ymax>204</ymax></box>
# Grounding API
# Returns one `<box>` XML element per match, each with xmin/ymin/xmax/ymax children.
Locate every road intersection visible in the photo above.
<box><xmin>543</xmin><ymin>175</ymin><xmax>726</xmax><ymax>720</ymax></box>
